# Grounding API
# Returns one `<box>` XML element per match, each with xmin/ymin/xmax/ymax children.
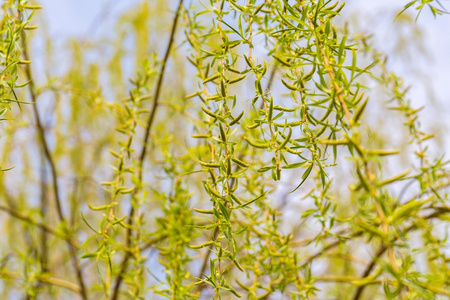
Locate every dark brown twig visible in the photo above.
<box><xmin>194</xmin><ymin>227</ymin><xmax>219</xmax><ymax>294</ymax></box>
<box><xmin>110</xmin><ymin>1</ymin><xmax>184</xmax><ymax>299</ymax></box>
<box><xmin>0</xmin><ymin>205</ymin><xmax>81</xmax><ymax>248</ymax></box>
<box><xmin>352</xmin><ymin>207</ymin><xmax>450</xmax><ymax>300</ymax></box>
<box><xmin>352</xmin><ymin>245</ymin><xmax>387</xmax><ymax>300</ymax></box>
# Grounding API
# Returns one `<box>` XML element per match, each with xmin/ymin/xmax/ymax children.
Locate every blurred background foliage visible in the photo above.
<box><xmin>0</xmin><ymin>0</ymin><xmax>450</xmax><ymax>299</ymax></box>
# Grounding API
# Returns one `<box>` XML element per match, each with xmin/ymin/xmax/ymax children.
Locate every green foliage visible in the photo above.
<box><xmin>0</xmin><ymin>1</ymin><xmax>39</xmax><ymax>171</ymax></box>
<box><xmin>398</xmin><ymin>0</ymin><xmax>448</xmax><ymax>18</ymax></box>
<box><xmin>0</xmin><ymin>0</ymin><xmax>449</xmax><ymax>299</ymax></box>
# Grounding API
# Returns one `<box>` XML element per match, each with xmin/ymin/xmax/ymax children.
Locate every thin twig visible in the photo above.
<box><xmin>39</xmin><ymin>159</ymin><xmax>49</xmax><ymax>269</ymax></box>
<box><xmin>300</xmin><ymin>231</ymin><xmax>364</xmax><ymax>268</ymax></box>
<box><xmin>110</xmin><ymin>1</ymin><xmax>184</xmax><ymax>299</ymax></box>
<box><xmin>318</xmin><ymin>275</ymin><xmax>450</xmax><ymax>296</ymax></box>
<box><xmin>140</xmin><ymin>235</ymin><xmax>168</xmax><ymax>252</ymax></box>
<box><xmin>0</xmin><ymin>205</ymin><xmax>81</xmax><ymax>248</ymax></box>
<box><xmin>0</xmin><ymin>271</ymin><xmax>81</xmax><ymax>294</ymax></box>
<box><xmin>300</xmin><ymin>3</ymin><xmax>352</xmax><ymax>124</ymax></box>
<box><xmin>351</xmin><ymin>245</ymin><xmax>386</xmax><ymax>300</ymax></box>
<box><xmin>26</xmin><ymin>156</ymin><xmax>50</xmax><ymax>300</ymax></box>
<box><xmin>195</xmin><ymin>66</ymin><xmax>278</xmax><ymax>296</ymax></box>
<box><xmin>194</xmin><ymin>227</ymin><xmax>219</xmax><ymax>294</ymax></box>
<box><xmin>352</xmin><ymin>207</ymin><xmax>450</xmax><ymax>300</ymax></box>
<box><xmin>20</xmin><ymin>30</ymin><xmax>88</xmax><ymax>300</ymax></box>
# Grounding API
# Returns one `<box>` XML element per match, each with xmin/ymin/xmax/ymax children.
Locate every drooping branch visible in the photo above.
<box><xmin>0</xmin><ymin>271</ymin><xmax>81</xmax><ymax>294</ymax></box>
<box><xmin>110</xmin><ymin>1</ymin><xmax>184</xmax><ymax>299</ymax></box>
<box><xmin>352</xmin><ymin>206</ymin><xmax>450</xmax><ymax>300</ymax></box>
<box><xmin>20</xmin><ymin>30</ymin><xmax>88</xmax><ymax>300</ymax></box>
<box><xmin>0</xmin><ymin>205</ymin><xmax>81</xmax><ymax>248</ymax></box>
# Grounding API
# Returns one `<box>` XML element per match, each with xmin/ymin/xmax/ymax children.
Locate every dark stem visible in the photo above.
<box><xmin>21</xmin><ymin>31</ymin><xmax>88</xmax><ymax>300</ymax></box>
<box><xmin>0</xmin><ymin>205</ymin><xmax>81</xmax><ymax>248</ymax></box>
<box><xmin>351</xmin><ymin>207</ymin><xmax>450</xmax><ymax>300</ymax></box>
<box><xmin>195</xmin><ymin>227</ymin><xmax>220</xmax><ymax>294</ymax></box>
<box><xmin>259</xmin><ymin>66</ymin><xmax>277</xmax><ymax>110</ymax></box>
<box><xmin>110</xmin><ymin>1</ymin><xmax>184</xmax><ymax>299</ymax></box>
<box><xmin>351</xmin><ymin>245</ymin><xmax>387</xmax><ymax>300</ymax></box>
<box><xmin>26</xmin><ymin>157</ymin><xmax>51</xmax><ymax>300</ymax></box>
<box><xmin>39</xmin><ymin>158</ymin><xmax>49</xmax><ymax>274</ymax></box>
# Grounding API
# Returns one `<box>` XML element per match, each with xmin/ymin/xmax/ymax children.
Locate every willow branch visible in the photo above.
<box><xmin>316</xmin><ymin>275</ymin><xmax>378</xmax><ymax>284</ymax></box>
<box><xmin>140</xmin><ymin>234</ymin><xmax>168</xmax><ymax>252</ymax></box>
<box><xmin>110</xmin><ymin>1</ymin><xmax>184</xmax><ymax>299</ymax></box>
<box><xmin>138</xmin><ymin>0</ymin><xmax>184</xmax><ymax>180</ymax></box>
<box><xmin>352</xmin><ymin>245</ymin><xmax>386</xmax><ymax>300</ymax></box>
<box><xmin>352</xmin><ymin>207</ymin><xmax>450</xmax><ymax>300</ymax></box>
<box><xmin>0</xmin><ymin>205</ymin><xmax>81</xmax><ymax>248</ymax></box>
<box><xmin>20</xmin><ymin>31</ymin><xmax>88</xmax><ymax>300</ymax></box>
<box><xmin>301</xmin><ymin>207</ymin><xmax>450</xmax><ymax>279</ymax></box>
<box><xmin>300</xmin><ymin>230</ymin><xmax>364</xmax><ymax>268</ymax></box>
<box><xmin>195</xmin><ymin>65</ymin><xmax>278</xmax><ymax>296</ymax></box>
<box><xmin>39</xmin><ymin>158</ymin><xmax>49</xmax><ymax>272</ymax></box>
<box><xmin>0</xmin><ymin>271</ymin><xmax>81</xmax><ymax>294</ymax></box>
<box><xmin>300</xmin><ymin>4</ymin><xmax>352</xmax><ymax>124</ymax></box>
<box><xmin>318</xmin><ymin>275</ymin><xmax>450</xmax><ymax>297</ymax></box>
<box><xmin>195</xmin><ymin>227</ymin><xmax>219</xmax><ymax>294</ymax></box>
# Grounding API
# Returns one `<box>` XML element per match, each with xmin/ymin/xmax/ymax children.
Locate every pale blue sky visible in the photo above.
<box><xmin>36</xmin><ymin>0</ymin><xmax>450</xmax><ymax>112</ymax></box>
<box><xmin>33</xmin><ymin>0</ymin><xmax>450</xmax><ymax>155</ymax></box>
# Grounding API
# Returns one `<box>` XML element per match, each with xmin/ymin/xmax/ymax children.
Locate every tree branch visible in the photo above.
<box><xmin>20</xmin><ymin>30</ymin><xmax>88</xmax><ymax>300</ymax></box>
<box><xmin>0</xmin><ymin>205</ymin><xmax>81</xmax><ymax>248</ymax></box>
<box><xmin>110</xmin><ymin>1</ymin><xmax>184</xmax><ymax>299</ymax></box>
<box><xmin>0</xmin><ymin>271</ymin><xmax>81</xmax><ymax>294</ymax></box>
<box><xmin>352</xmin><ymin>207</ymin><xmax>450</xmax><ymax>300</ymax></box>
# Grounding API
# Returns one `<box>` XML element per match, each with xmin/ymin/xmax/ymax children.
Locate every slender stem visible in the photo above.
<box><xmin>39</xmin><ymin>161</ymin><xmax>49</xmax><ymax>270</ymax></box>
<box><xmin>352</xmin><ymin>245</ymin><xmax>386</xmax><ymax>300</ymax></box>
<box><xmin>351</xmin><ymin>207</ymin><xmax>450</xmax><ymax>300</ymax></box>
<box><xmin>0</xmin><ymin>205</ymin><xmax>81</xmax><ymax>248</ymax></box>
<box><xmin>300</xmin><ymin>207</ymin><xmax>450</xmax><ymax>284</ymax></box>
<box><xmin>138</xmin><ymin>0</ymin><xmax>184</xmax><ymax>180</ymax></box>
<box><xmin>317</xmin><ymin>275</ymin><xmax>450</xmax><ymax>297</ymax></box>
<box><xmin>25</xmin><ymin>159</ymin><xmax>50</xmax><ymax>300</ymax></box>
<box><xmin>110</xmin><ymin>1</ymin><xmax>184</xmax><ymax>299</ymax></box>
<box><xmin>300</xmin><ymin>3</ymin><xmax>352</xmax><ymax>124</ymax></box>
<box><xmin>140</xmin><ymin>235</ymin><xmax>168</xmax><ymax>252</ymax></box>
<box><xmin>300</xmin><ymin>230</ymin><xmax>363</xmax><ymax>268</ymax></box>
<box><xmin>195</xmin><ymin>227</ymin><xmax>219</xmax><ymax>294</ymax></box>
<box><xmin>0</xmin><ymin>271</ymin><xmax>81</xmax><ymax>294</ymax></box>
<box><xmin>29</xmin><ymin>155</ymin><xmax>50</xmax><ymax>299</ymax></box>
<box><xmin>196</xmin><ymin>66</ymin><xmax>278</xmax><ymax>296</ymax></box>
<box><xmin>20</xmin><ymin>31</ymin><xmax>88</xmax><ymax>300</ymax></box>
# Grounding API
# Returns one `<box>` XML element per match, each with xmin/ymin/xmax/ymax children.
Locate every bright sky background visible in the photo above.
<box><xmin>36</xmin><ymin>0</ymin><xmax>450</xmax><ymax>144</ymax></box>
